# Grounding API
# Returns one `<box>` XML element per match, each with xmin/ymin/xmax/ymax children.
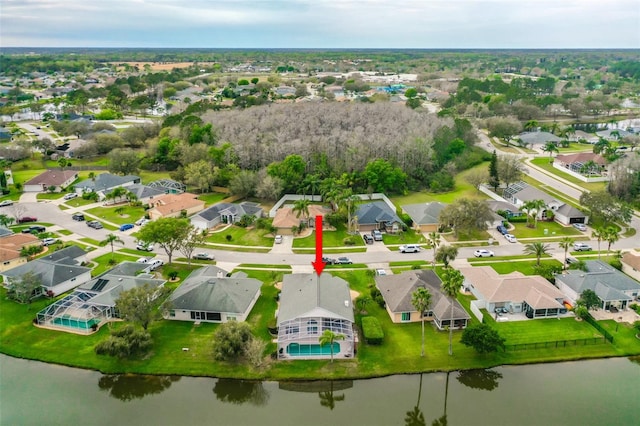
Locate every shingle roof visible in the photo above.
<box><xmin>149</xmin><ymin>192</ymin><xmax>205</xmax><ymax>216</ymax></box>
<box><xmin>555</xmin><ymin>260</ymin><xmax>640</xmax><ymax>300</ymax></box>
<box><xmin>25</xmin><ymin>169</ymin><xmax>77</xmax><ymax>186</ymax></box>
<box><xmin>79</xmin><ymin>274</ymin><xmax>166</xmax><ymax>307</ymax></box>
<box><xmin>509</xmin><ymin>185</ymin><xmax>556</xmax><ymax>204</ymax></box>
<box><xmin>76</xmin><ymin>173</ymin><xmax>139</xmax><ymax>192</ymax></box>
<box><xmin>193</xmin><ymin>201</ymin><xmax>262</xmax><ymax>222</ymax></box>
<box><xmin>517</xmin><ymin>131</ymin><xmax>561</xmax><ymax>145</ymax></box>
<box><xmin>119</xmin><ymin>184</ymin><xmax>165</xmax><ymax>200</ymax></box>
<box><xmin>556</xmin><ymin>152</ymin><xmax>607</xmax><ymax>166</ymax></box>
<box><xmin>355</xmin><ymin>201</ymin><xmax>402</xmax><ymax>226</ymax></box>
<box><xmin>2</xmin><ymin>258</ymin><xmax>91</xmax><ymax>289</ymax></box>
<box><xmin>402</xmin><ymin>202</ymin><xmax>447</xmax><ymax>225</ymax></box>
<box><xmin>621</xmin><ymin>252</ymin><xmax>640</xmax><ymax>270</ymax></box>
<box><xmin>278</xmin><ymin>273</ymin><xmax>354</xmax><ymax>323</ymax></box>
<box><xmin>168</xmin><ymin>267</ymin><xmax>261</xmax><ymax>314</ymax></box>
<box><xmin>39</xmin><ymin>245</ymin><xmax>86</xmax><ymax>263</ymax></box>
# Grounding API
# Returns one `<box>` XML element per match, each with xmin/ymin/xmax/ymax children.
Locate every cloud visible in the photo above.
<box><xmin>1</xmin><ymin>0</ymin><xmax>638</xmax><ymax>47</ymax></box>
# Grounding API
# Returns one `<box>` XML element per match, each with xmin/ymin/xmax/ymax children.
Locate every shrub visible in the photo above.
<box><xmin>609</xmin><ymin>258</ymin><xmax>622</xmax><ymax>270</ymax></box>
<box><xmin>343</xmin><ymin>237</ymin><xmax>356</xmax><ymax>246</ymax></box>
<box><xmin>361</xmin><ymin>316</ymin><xmax>384</xmax><ymax>345</ymax></box>
<box><xmin>370</xmin><ymin>287</ymin><xmax>385</xmax><ymax>308</ymax></box>
<box><xmin>94</xmin><ymin>325</ymin><xmax>152</xmax><ymax>358</ymax></box>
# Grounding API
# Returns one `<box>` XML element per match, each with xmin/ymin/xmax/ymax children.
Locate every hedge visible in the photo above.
<box><xmin>362</xmin><ymin>316</ymin><xmax>384</xmax><ymax>345</ymax></box>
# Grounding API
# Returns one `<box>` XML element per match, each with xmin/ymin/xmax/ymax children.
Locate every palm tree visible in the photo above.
<box><xmin>593</xmin><ymin>138</ymin><xmax>610</xmax><ymax>155</ymax></box>
<box><xmin>101</xmin><ymin>233</ymin><xmax>124</xmax><ymax>260</ymax></box>
<box><xmin>542</xmin><ymin>142</ymin><xmax>559</xmax><ymax>162</ymax></box>
<box><xmin>319</xmin><ymin>329</ymin><xmax>344</xmax><ymax>363</ymax></box>
<box><xmin>427</xmin><ymin>232</ymin><xmax>441</xmax><ymax>268</ymax></box>
<box><xmin>579</xmin><ymin>160</ymin><xmax>599</xmax><ymax>178</ymax></box>
<box><xmin>0</xmin><ymin>213</ymin><xmax>15</xmax><ymax>227</ymax></box>
<box><xmin>529</xmin><ymin>199</ymin><xmax>546</xmax><ymax>229</ymax></box>
<box><xmin>441</xmin><ymin>268</ymin><xmax>464</xmax><ymax>356</ymax></box>
<box><xmin>592</xmin><ymin>227</ymin><xmax>605</xmax><ymax>259</ymax></box>
<box><xmin>292</xmin><ymin>198</ymin><xmax>311</xmax><ymax>228</ymax></box>
<box><xmin>435</xmin><ymin>245</ymin><xmax>458</xmax><ymax>269</ymax></box>
<box><xmin>559</xmin><ymin>237</ymin><xmax>574</xmax><ymax>270</ymax></box>
<box><xmin>519</xmin><ymin>200</ymin><xmax>537</xmax><ymax>228</ymax></box>
<box><xmin>411</xmin><ymin>287</ymin><xmax>432</xmax><ymax>357</ymax></box>
<box><xmin>603</xmin><ymin>226</ymin><xmax>619</xmax><ymax>256</ymax></box>
<box><xmin>523</xmin><ymin>242</ymin><xmax>552</xmax><ymax>266</ymax></box>
<box><xmin>524</xmin><ymin>120</ymin><xmax>538</xmax><ymax>132</ymax></box>
<box><xmin>114</xmin><ymin>206</ymin><xmax>125</xmax><ymax>216</ymax></box>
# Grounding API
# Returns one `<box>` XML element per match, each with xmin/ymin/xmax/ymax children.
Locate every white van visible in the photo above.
<box><xmin>399</xmin><ymin>244</ymin><xmax>420</xmax><ymax>253</ymax></box>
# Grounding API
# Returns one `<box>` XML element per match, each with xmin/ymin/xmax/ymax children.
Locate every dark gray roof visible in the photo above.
<box><xmin>375</xmin><ymin>270</ymin><xmax>470</xmax><ymax>321</ymax></box>
<box><xmin>75</xmin><ymin>173</ymin><xmax>140</xmax><ymax>192</ymax></box>
<box><xmin>278</xmin><ymin>273</ymin><xmax>354</xmax><ymax>323</ymax></box>
<box><xmin>556</xmin><ymin>260</ymin><xmax>640</xmax><ymax>301</ymax></box>
<box><xmin>402</xmin><ymin>202</ymin><xmax>447</xmax><ymax>225</ymax></box>
<box><xmin>0</xmin><ymin>227</ymin><xmax>13</xmax><ymax>237</ymax></box>
<box><xmin>168</xmin><ymin>267</ymin><xmax>261</xmax><ymax>314</ymax></box>
<box><xmin>112</xmin><ymin>184</ymin><xmax>165</xmax><ymax>200</ymax></box>
<box><xmin>355</xmin><ymin>201</ymin><xmax>402</xmax><ymax>226</ymax></box>
<box><xmin>79</xmin><ymin>274</ymin><xmax>166</xmax><ymax>307</ymax></box>
<box><xmin>39</xmin><ymin>245</ymin><xmax>86</xmax><ymax>264</ymax></box>
<box><xmin>487</xmin><ymin>200</ymin><xmax>520</xmax><ymax>213</ymax></box>
<box><xmin>517</xmin><ymin>131</ymin><xmax>561</xmax><ymax>145</ymax></box>
<box><xmin>95</xmin><ymin>261</ymin><xmax>148</xmax><ymax>278</ymax></box>
<box><xmin>194</xmin><ymin>202</ymin><xmax>263</xmax><ymax>221</ymax></box>
<box><xmin>509</xmin><ymin>185</ymin><xmax>556</xmax><ymax>204</ymax></box>
<box><xmin>555</xmin><ymin>203</ymin><xmax>585</xmax><ymax>218</ymax></box>
<box><xmin>2</xmin><ymin>259</ymin><xmax>90</xmax><ymax>289</ymax></box>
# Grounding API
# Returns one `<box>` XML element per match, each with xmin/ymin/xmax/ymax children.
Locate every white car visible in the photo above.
<box><xmin>146</xmin><ymin>259</ymin><xmax>164</xmax><ymax>271</ymax></box>
<box><xmin>135</xmin><ymin>218</ymin><xmax>150</xmax><ymax>226</ymax></box>
<box><xmin>41</xmin><ymin>237</ymin><xmax>58</xmax><ymax>246</ymax></box>
<box><xmin>375</xmin><ymin>269</ymin><xmax>387</xmax><ymax>276</ymax></box>
<box><xmin>572</xmin><ymin>223</ymin><xmax>587</xmax><ymax>231</ymax></box>
<box><xmin>0</xmin><ymin>200</ymin><xmax>14</xmax><ymax>207</ymax></box>
<box><xmin>399</xmin><ymin>244</ymin><xmax>421</xmax><ymax>253</ymax></box>
<box><xmin>193</xmin><ymin>252</ymin><xmax>214</xmax><ymax>260</ymax></box>
<box><xmin>136</xmin><ymin>242</ymin><xmax>154</xmax><ymax>251</ymax></box>
<box><xmin>63</xmin><ymin>193</ymin><xmax>78</xmax><ymax>200</ymax></box>
<box><xmin>274</xmin><ymin>235</ymin><xmax>283</xmax><ymax>244</ymax></box>
<box><xmin>474</xmin><ymin>249</ymin><xmax>494</xmax><ymax>257</ymax></box>
<box><xmin>504</xmin><ymin>234</ymin><xmax>517</xmax><ymax>243</ymax></box>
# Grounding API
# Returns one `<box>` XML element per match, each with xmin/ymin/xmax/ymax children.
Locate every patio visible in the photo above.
<box><xmin>590</xmin><ymin>308</ymin><xmax>640</xmax><ymax>324</ymax></box>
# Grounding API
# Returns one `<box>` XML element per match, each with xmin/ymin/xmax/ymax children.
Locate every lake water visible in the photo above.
<box><xmin>1</xmin><ymin>354</ymin><xmax>639</xmax><ymax>426</ymax></box>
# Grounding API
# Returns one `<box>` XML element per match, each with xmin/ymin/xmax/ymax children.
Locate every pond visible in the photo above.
<box><xmin>1</xmin><ymin>355</ymin><xmax>639</xmax><ymax>426</ymax></box>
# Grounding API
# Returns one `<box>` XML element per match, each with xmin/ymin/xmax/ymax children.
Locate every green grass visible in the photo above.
<box><xmin>63</xmin><ymin>197</ymin><xmax>99</xmax><ymax>208</ymax></box>
<box><xmin>85</xmin><ymin>205</ymin><xmax>146</xmax><ymax>226</ymax></box>
<box><xmin>483</xmin><ymin>259</ymin><xmax>563</xmax><ymax>275</ymax></box>
<box><xmin>382</xmin><ymin>229</ymin><xmax>427</xmax><ymax>245</ymax></box>
<box><xmin>509</xmin><ymin>221</ymin><xmax>582</xmax><ymax>238</ymax></box>
<box><xmin>468</xmin><ymin>254</ymin><xmax>552</xmax><ymax>263</ymax></box>
<box><xmin>292</xmin><ymin>225</ymin><xmax>364</xmax><ymax>249</ymax></box>
<box><xmin>529</xmin><ymin>157</ymin><xmax>606</xmax><ymax>193</ymax></box>
<box><xmin>79</xmin><ymin>237</ymin><xmax>103</xmax><ymax>247</ymax></box>
<box><xmin>206</xmin><ymin>225</ymin><xmax>274</xmax><ymax>247</ymax></box>
<box><xmin>493</xmin><ymin>317</ymin><xmax>603</xmax><ymax>345</ymax></box>
<box><xmin>56</xmin><ymin>229</ymin><xmax>73</xmax><ymax>236</ymax></box>
<box><xmin>237</xmin><ymin>264</ymin><xmax>292</xmax><ymax>270</ymax></box>
<box><xmin>36</xmin><ymin>192</ymin><xmax>66</xmax><ymax>200</ymax></box>
<box><xmin>90</xmin><ymin>252</ymin><xmax>140</xmax><ymax>277</ymax></box>
<box><xmin>197</xmin><ymin>192</ymin><xmax>228</xmax><ymax>205</ymax></box>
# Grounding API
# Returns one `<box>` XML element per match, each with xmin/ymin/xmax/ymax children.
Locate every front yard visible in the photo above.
<box><xmin>205</xmin><ymin>224</ymin><xmax>274</xmax><ymax>247</ymax></box>
<box><xmin>85</xmin><ymin>204</ymin><xmax>147</xmax><ymax>226</ymax></box>
<box><xmin>508</xmin><ymin>221</ymin><xmax>583</xmax><ymax>239</ymax></box>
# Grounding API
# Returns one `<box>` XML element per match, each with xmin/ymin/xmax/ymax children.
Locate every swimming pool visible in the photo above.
<box><xmin>286</xmin><ymin>342</ymin><xmax>339</xmax><ymax>356</ymax></box>
<box><xmin>52</xmin><ymin>316</ymin><xmax>100</xmax><ymax>330</ymax></box>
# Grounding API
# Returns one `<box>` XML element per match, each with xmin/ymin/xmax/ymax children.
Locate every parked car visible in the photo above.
<box><xmin>474</xmin><ymin>249</ymin><xmax>495</xmax><ymax>257</ymax></box>
<box><xmin>375</xmin><ymin>269</ymin><xmax>387</xmax><ymax>276</ymax></box>
<box><xmin>41</xmin><ymin>237</ymin><xmax>58</xmax><ymax>246</ymax></box>
<box><xmin>371</xmin><ymin>229</ymin><xmax>383</xmax><ymax>241</ymax></box>
<box><xmin>23</xmin><ymin>225</ymin><xmax>46</xmax><ymax>234</ymax></box>
<box><xmin>399</xmin><ymin>244</ymin><xmax>421</xmax><ymax>253</ymax></box>
<box><xmin>497</xmin><ymin>225</ymin><xmax>508</xmax><ymax>235</ymax></box>
<box><xmin>335</xmin><ymin>257</ymin><xmax>353</xmax><ymax>264</ymax></box>
<box><xmin>119</xmin><ymin>223</ymin><xmax>134</xmax><ymax>232</ymax></box>
<box><xmin>135</xmin><ymin>218</ymin><xmax>150</xmax><ymax>226</ymax></box>
<box><xmin>136</xmin><ymin>257</ymin><xmax>153</xmax><ymax>264</ymax></box>
<box><xmin>573</xmin><ymin>242</ymin><xmax>592</xmax><ymax>251</ymax></box>
<box><xmin>322</xmin><ymin>257</ymin><xmax>336</xmax><ymax>265</ymax></box>
<box><xmin>87</xmin><ymin>220</ymin><xmax>103</xmax><ymax>229</ymax></box>
<box><xmin>566</xmin><ymin>256</ymin><xmax>579</xmax><ymax>265</ymax></box>
<box><xmin>0</xmin><ymin>200</ymin><xmax>14</xmax><ymax>207</ymax></box>
<box><xmin>146</xmin><ymin>259</ymin><xmax>164</xmax><ymax>271</ymax></box>
<box><xmin>572</xmin><ymin>223</ymin><xmax>587</xmax><ymax>231</ymax></box>
<box><xmin>274</xmin><ymin>235</ymin><xmax>283</xmax><ymax>244</ymax></box>
<box><xmin>136</xmin><ymin>242</ymin><xmax>154</xmax><ymax>251</ymax></box>
<box><xmin>363</xmin><ymin>234</ymin><xmax>374</xmax><ymax>244</ymax></box>
<box><xmin>504</xmin><ymin>234</ymin><xmax>517</xmax><ymax>243</ymax></box>
<box><xmin>72</xmin><ymin>213</ymin><xmax>85</xmax><ymax>221</ymax></box>
<box><xmin>63</xmin><ymin>193</ymin><xmax>78</xmax><ymax>200</ymax></box>
<box><xmin>193</xmin><ymin>252</ymin><xmax>214</xmax><ymax>260</ymax></box>
<box><xmin>18</xmin><ymin>216</ymin><xmax>38</xmax><ymax>223</ymax></box>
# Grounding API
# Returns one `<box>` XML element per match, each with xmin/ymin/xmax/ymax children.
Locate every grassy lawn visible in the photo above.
<box><xmin>292</xmin><ymin>224</ymin><xmax>364</xmax><ymax>248</ymax></box>
<box><xmin>382</xmin><ymin>229</ymin><xmax>427</xmax><ymax>245</ymax></box>
<box><xmin>57</xmin><ymin>229</ymin><xmax>73</xmax><ymax>236</ymax></box>
<box><xmin>36</xmin><ymin>192</ymin><xmax>66</xmax><ymax>200</ymax></box>
<box><xmin>493</xmin><ymin>317</ymin><xmax>603</xmax><ymax>345</ymax></box>
<box><xmin>483</xmin><ymin>259</ymin><xmax>563</xmax><ymax>275</ymax></box>
<box><xmin>85</xmin><ymin>204</ymin><xmax>147</xmax><ymax>225</ymax></box>
<box><xmin>467</xmin><ymin>253</ymin><xmax>551</xmax><ymax>263</ymax></box>
<box><xmin>10</xmin><ymin>169</ymin><xmax>43</xmax><ymax>186</ymax></box>
<box><xmin>442</xmin><ymin>229</ymin><xmax>493</xmax><ymax>242</ymax></box>
<box><xmin>197</xmin><ymin>192</ymin><xmax>228</xmax><ymax>205</ymax></box>
<box><xmin>530</xmin><ymin>157</ymin><xmax>606</xmax><ymax>193</ymax></box>
<box><xmin>237</xmin><ymin>264</ymin><xmax>292</xmax><ymax>270</ymax></box>
<box><xmin>509</xmin><ymin>221</ymin><xmax>582</xmax><ymax>238</ymax></box>
<box><xmin>206</xmin><ymin>225</ymin><xmax>274</xmax><ymax>247</ymax></box>
<box><xmin>90</xmin><ymin>252</ymin><xmax>140</xmax><ymax>277</ymax></box>
<box><xmin>63</xmin><ymin>197</ymin><xmax>99</xmax><ymax>208</ymax></box>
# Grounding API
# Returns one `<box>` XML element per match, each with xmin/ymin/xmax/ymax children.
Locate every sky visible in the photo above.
<box><xmin>1</xmin><ymin>0</ymin><xmax>639</xmax><ymax>49</ymax></box>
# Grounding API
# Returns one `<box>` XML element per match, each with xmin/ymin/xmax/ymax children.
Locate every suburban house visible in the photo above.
<box><xmin>515</xmin><ymin>131</ymin><xmax>562</xmax><ymax>148</ymax></box>
<box><xmin>277</xmin><ymin>273</ymin><xmax>355</xmax><ymax>360</ymax></box>
<box><xmin>165</xmin><ymin>266</ymin><xmax>261</xmax><ymax>323</ymax></box>
<box><xmin>190</xmin><ymin>201</ymin><xmax>263</xmax><ymax>231</ymax></box>
<box><xmin>272</xmin><ymin>204</ymin><xmax>331</xmax><ymax>235</ymax></box>
<box><xmin>38</xmin><ymin>245</ymin><xmax>88</xmax><ymax>266</ymax></box>
<box><xmin>569</xmin><ymin>130</ymin><xmax>599</xmax><ymax>144</ymax></box>
<box><xmin>554</xmin><ymin>152</ymin><xmax>608</xmax><ymax>178</ymax></box>
<box><xmin>555</xmin><ymin>260</ymin><xmax>640</xmax><ymax>311</ymax></box>
<box><xmin>0</xmin><ymin>233</ymin><xmax>41</xmax><ymax>272</ymax></box>
<box><xmin>355</xmin><ymin>201</ymin><xmax>404</xmax><ymax>233</ymax></box>
<box><xmin>401</xmin><ymin>202</ymin><xmax>447</xmax><ymax>232</ymax></box>
<box><xmin>375</xmin><ymin>270</ymin><xmax>470</xmax><ymax>330</ymax></box>
<box><xmin>621</xmin><ymin>251</ymin><xmax>640</xmax><ymax>282</ymax></box>
<box><xmin>487</xmin><ymin>200</ymin><xmax>525</xmax><ymax>219</ymax></box>
<box><xmin>459</xmin><ymin>266</ymin><xmax>567</xmax><ymax>318</ymax></box>
<box><xmin>119</xmin><ymin>184</ymin><xmax>166</xmax><ymax>204</ymax></box>
<box><xmin>55</xmin><ymin>138</ymin><xmax>90</xmax><ymax>158</ymax></box>
<box><xmin>74</xmin><ymin>173</ymin><xmax>140</xmax><ymax>199</ymax></box>
<box><xmin>2</xmin><ymin>251</ymin><xmax>92</xmax><ymax>297</ymax></box>
<box><xmin>148</xmin><ymin>192</ymin><xmax>205</xmax><ymax>220</ymax></box>
<box><xmin>503</xmin><ymin>181</ymin><xmax>588</xmax><ymax>225</ymax></box>
<box><xmin>35</xmin><ymin>261</ymin><xmax>166</xmax><ymax>334</ymax></box>
<box><xmin>596</xmin><ymin>129</ymin><xmax>631</xmax><ymax>141</ymax></box>
<box><xmin>23</xmin><ymin>169</ymin><xmax>78</xmax><ymax>192</ymax></box>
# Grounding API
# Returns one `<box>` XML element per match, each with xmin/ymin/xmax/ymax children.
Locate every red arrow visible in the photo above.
<box><xmin>311</xmin><ymin>215</ymin><xmax>325</xmax><ymax>276</ymax></box>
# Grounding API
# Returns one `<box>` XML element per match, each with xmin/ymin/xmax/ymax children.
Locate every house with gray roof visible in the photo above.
<box><xmin>375</xmin><ymin>270</ymin><xmax>470</xmax><ymax>330</ymax></box>
<box><xmin>502</xmin><ymin>181</ymin><xmax>588</xmax><ymax>226</ymax></box>
<box><xmin>355</xmin><ymin>201</ymin><xmax>403</xmax><ymax>233</ymax></box>
<box><xmin>277</xmin><ymin>273</ymin><xmax>355</xmax><ymax>360</ymax></box>
<box><xmin>190</xmin><ymin>202</ymin><xmax>263</xmax><ymax>231</ymax></box>
<box><xmin>165</xmin><ymin>266</ymin><xmax>261</xmax><ymax>323</ymax></box>
<box><xmin>516</xmin><ymin>131</ymin><xmax>562</xmax><ymax>147</ymax></box>
<box><xmin>555</xmin><ymin>260</ymin><xmax>640</xmax><ymax>311</ymax></box>
<box><xmin>116</xmin><ymin>183</ymin><xmax>166</xmax><ymax>203</ymax></box>
<box><xmin>74</xmin><ymin>173</ymin><xmax>140</xmax><ymax>200</ymax></box>
<box><xmin>2</xmin><ymin>254</ymin><xmax>92</xmax><ymax>297</ymax></box>
<box><xmin>39</xmin><ymin>245</ymin><xmax>87</xmax><ymax>265</ymax></box>
<box><xmin>460</xmin><ymin>266</ymin><xmax>567</xmax><ymax>318</ymax></box>
<box><xmin>402</xmin><ymin>202</ymin><xmax>447</xmax><ymax>232</ymax></box>
<box><xmin>35</xmin><ymin>261</ymin><xmax>165</xmax><ymax>334</ymax></box>
<box><xmin>596</xmin><ymin>129</ymin><xmax>631</xmax><ymax>141</ymax></box>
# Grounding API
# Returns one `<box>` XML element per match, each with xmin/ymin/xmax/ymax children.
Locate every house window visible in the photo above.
<box><xmin>307</xmin><ymin>319</ymin><xmax>318</xmax><ymax>334</ymax></box>
<box><xmin>401</xmin><ymin>312</ymin><xmax>411</xmax><ymax>322</ymax></box>
<box><xmin>169</xmin><ymin>310</ymin><xmax>175</xmax><ymax>317</ymax></box>
<box><xmin>206</xmin><ymin>312</ymin><xmax>221</xmax><ymax>321</ymax></box>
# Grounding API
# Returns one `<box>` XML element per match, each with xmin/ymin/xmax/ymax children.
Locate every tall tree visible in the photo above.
<box><xmin>523</xmin><ymin>242</ymin><xmax>551</xmax><ymax>266</ymax></box>
<box><xmin>438</xmin><ymin>199</ymin><xmax>494</xmax><ymax>238</ymax></box>
<box><xmin>6</xmin><ymin>272</ymin><xmax>42</xmax><ymax>304</ymax></box>
<box><xmin>435</xmin><ymin>245</ymin><xmax>458</xmax><ymax>269</ymax></box>
<box><xmin>136</xmin><ymin>217</ymin><xmax>191</xmax><ymax>264</ymax></box>
<box><xmin>292</xmin><ymin>198</ymin><xmax>311</xmax><ymax>226</ymax></box>
<box><xmin>559</xmin><ymin>237</ymin><xmax>575</xmax><ymax>270</ymax></box>
<box><xmin>497</xmin><ymin>155</ymin><xmax>525</xmax><ymax>189</ymax></box>
<box><xmin>427</xmin><ymin>232</ymin><xmax>441</xmax><ymax>268</ymax></box>
<box><xmin>580</xmin><ymin>191</ymin><xmax>632</xmax><ymax>225</ymax></box>
<box><xmin>411</xmin><ymin>287</ymin><xmax>432</xmax><ymax>357</ymax></box>
<box><xmin>101</xmin><ymin>233</ymin><xmax>124</xmax><ymax>261</ymax></box>
<box><xmin>178</xmin><ymin>226</ymin><xmax>208</xmax><ymax>265</ymax></box>
<box><xmin>542</xmin><ymin>142</ymin><xmax>559</xmax><ymax>162</ymax></box>
<box><xmin>488</xmin><ymin>150</ymin><xmax>500</xmax><ymax>191</ymax></box>
<box><xmin>591</xmin><ymin>227</ymin><xmax>605</xmax><ymax>260</ymax></box>
<box><xmin>461</xmin><ymin>324</ymin><xmax>506</xmax><ymax>354</ymax></box>
<box><xmin>441</xmin><ymin>268</ymin><xmax>464</xmax><ymax>356</ymax></box>
<box><xmin>319</xmin><ymin>329</ymin><xmax>345</xmax><ymax>363</ymax></box>
<box><xmin>115</xmin><ymin>283</ymin><xmax>170</xmax><ymax>330</ymax></box>
<box><xmin>602</xmin><ymin>226</ymin><xmax>619</xmax><ymax>256</ymax></box>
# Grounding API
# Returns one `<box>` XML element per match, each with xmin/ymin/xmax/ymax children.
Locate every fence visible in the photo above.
<box><xmin>503</xmin><ymin>336</ymin><xmax>608</xmax><ymax>352</ymax></box>
<box><xmin>583</xmin><ymin>313</ymin><xmax>615</xmax><ymax>343</ymax></box>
